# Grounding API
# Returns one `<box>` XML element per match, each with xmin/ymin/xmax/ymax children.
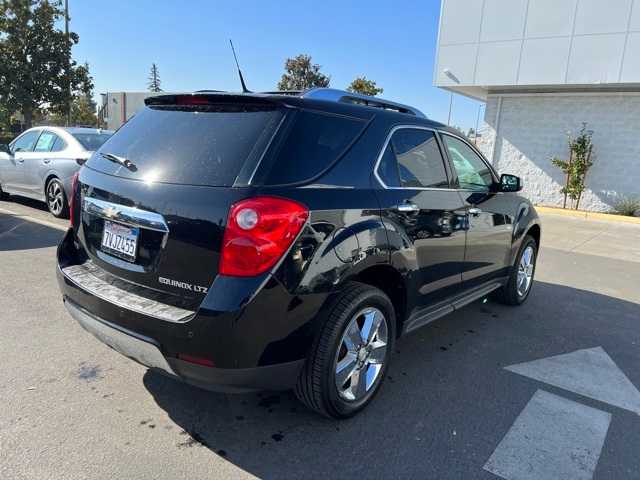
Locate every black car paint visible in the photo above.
<box><xmin>57</xmin><ymin>93</ymin><xmax>540</xmax><ymax>392</ymax></box>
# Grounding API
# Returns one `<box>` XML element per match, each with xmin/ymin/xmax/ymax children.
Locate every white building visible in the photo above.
<box><xmin>434</xmin><ymin>0</ymin><xmax>640</xmax><ymax>211</ymax></box>
<box><xmin>98</xmin><ymin>92</ymin><xmax>176</xmax><ymax>130</ymax></box>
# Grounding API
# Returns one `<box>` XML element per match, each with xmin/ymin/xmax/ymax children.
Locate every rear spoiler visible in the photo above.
<box><xmin>144</xmin><ymin>93</ymin><xmax>284</xmax><ymax>107</ymax></box>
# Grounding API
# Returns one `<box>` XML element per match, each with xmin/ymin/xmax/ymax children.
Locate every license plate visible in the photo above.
<box><xmin>101</xmin><ymin>221</ymin><xmax>139</xmax><ymax>262</ymax></box>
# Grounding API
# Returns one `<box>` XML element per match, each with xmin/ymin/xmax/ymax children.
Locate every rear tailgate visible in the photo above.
<box><xmin>72</xmin><ymin>98</ymin><xmax>285</xmax><ymax>307</ymax></box>
<box><xmin>77</xmin><ymin>168</ymin><xmax>253</xmax><ymax>308</ymax></box>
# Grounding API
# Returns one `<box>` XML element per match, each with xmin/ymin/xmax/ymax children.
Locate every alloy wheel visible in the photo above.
<box><xmin>517</xmin><ymin>245</ymin><xmax>535</xmax><ymax>297</ymax></box>
<box><xmin>47</xmin><ymin>180</ymin><xmax>64</xmax><ymax>216</ymax></box>
<box><xmin>334</xmin><ymin>307</ymin><xmax>388</xmax><ymax>402</ymax></box>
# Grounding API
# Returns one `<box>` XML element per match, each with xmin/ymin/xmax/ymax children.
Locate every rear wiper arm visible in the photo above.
<box><xmin>100</xmin><ymin>152</ymin><xmax>137</xmax><ymax>171</ymax></box>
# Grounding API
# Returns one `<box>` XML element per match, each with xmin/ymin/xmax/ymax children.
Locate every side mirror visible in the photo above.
<box><xmin>499</xmin><ymin>173</ymin><xmax>522</xmax><ymax>192</ymax></box>
<box><xmin>0</xmin><ymin>144</ymin><xmax>10</xmax><ymax>155</ymax></box>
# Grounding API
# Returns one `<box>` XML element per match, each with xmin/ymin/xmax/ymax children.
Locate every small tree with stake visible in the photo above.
<box><xmin>551</xmin><ymin>123</ymin><xmax>594</xmax><ymax>210</ymax></box>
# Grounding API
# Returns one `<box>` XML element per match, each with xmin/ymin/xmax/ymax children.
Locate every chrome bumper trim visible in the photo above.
<box><xmin>61</xmin><ymin>262</ymin><xmax>194</xmax><ymax>323</ymax></box>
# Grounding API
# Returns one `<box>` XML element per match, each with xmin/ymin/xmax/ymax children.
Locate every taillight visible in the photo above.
<box><xmin>220</xmin><ymin>196</ymin><xmax>309</xmax><ymax>277</ymax></box>
<box><xmin>69</xmin><ymin>171</ymin><xmax>80</xmax><ymax>228</ymax></box>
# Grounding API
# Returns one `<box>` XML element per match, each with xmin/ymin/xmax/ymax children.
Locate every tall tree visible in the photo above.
<box><xmin>347</xmin><ymin>76</ymin><xmax>383</xmax><ymax>96</ymax></box>
<box><xmin>49</xmin><ymin>61</ymin><xmax>97</xmax><ymax>126</ymax></box>
<box><xmin>148</xmin><ymin>63</ymin><xmax>162</xmax><ymax>92</ymax></box>
<box><xmin>277</xmin><ymin>54</ymin><xmax>330</xmax><ymax>91</ymax></box>
<box><xmin>0</xmin><ymin>0</ymin><xmax>86</xmax><ymax>128</ymax></box>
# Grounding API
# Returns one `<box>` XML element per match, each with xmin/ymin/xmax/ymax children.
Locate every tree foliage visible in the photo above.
<box><xmin>148</xmin><ymin>63</ymin><xmax>162</xmax><ymax>92</ymax></box>
<box><xmin>0</xmin><ymin>0</ymin><xmax>89</xmax><ymax>128</ymax></box>
<box><xmin>277</xmin><ymin>54</ymin><xmax>330</xmax><ymax>91</ymax></box>
<box><xmin>347</xmin><ymin>76</ymin><xmax>383</xmax><ymax>96</ymax></box>
<box><xmin>551</xmin><ymin>123</ymin><xmax>594</xmax><ymax>210</ymax></box>
<box><xmin>47</xmin><ymin>61</ymin><xmax>97</xmax><ymax>126</ymax></box>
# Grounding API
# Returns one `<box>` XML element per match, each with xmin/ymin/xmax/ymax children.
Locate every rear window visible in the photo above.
<box><xmin>72</xmin><ymin>133</ymin><xmax>112</xmax><ymax>151</ymax></box>
<box><xmin>256</xmin><ymin>110</ymin><xmax>366</xmax><ymax>185</ymax></box>
<box><xmin>87</xmin><ymin>105</ymin><xmax>284</xmax><ymax>186</ymax></box>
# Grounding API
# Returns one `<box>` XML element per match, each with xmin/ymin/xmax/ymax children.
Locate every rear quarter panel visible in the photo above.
<box><xmin>44</xmin><ymin>156</ymin><xmax>81</xmax><ymax>198</ymax></box>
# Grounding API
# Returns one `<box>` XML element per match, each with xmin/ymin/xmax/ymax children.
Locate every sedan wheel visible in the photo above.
<box><xmin>46</xmin><ymin>179</ymin><xmax>68</xmax><ymax>218</ymax></box>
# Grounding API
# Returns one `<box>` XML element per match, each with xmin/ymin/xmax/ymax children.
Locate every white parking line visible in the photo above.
<box><xmin>0</xmin><ymin>207</ymin><xmax>68</xmax><ymax>232</ymax></box>
<box><xmin>484</xmin><ymin>390</ymin><xmax>611</xmax><ymax>480</ymax></box>
<box><xmin>506</xmin><ymin>346</ymin><xmax>640</xmax><ymax>415</ymax></box>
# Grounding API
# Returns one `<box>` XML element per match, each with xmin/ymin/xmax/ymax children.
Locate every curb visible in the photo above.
<box><xmin>535</xmin><ymin>206</ymin><xmax>640</xmax><ymax>225</ymax></box>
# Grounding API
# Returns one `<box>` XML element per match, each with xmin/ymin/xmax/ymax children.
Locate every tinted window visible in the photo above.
<box><xmin>390</xmin><ymin>129</ymin><xmax>448</xmax><ymax>188</ymax></box>
<box><xmin>11</xmin><ymin>131</ymin><xmax>40</xmax><ymax>153</ymax></box>
<box><xmin>442</xmin><ymin>135</ymin><xmax>494</xmax><ymax>190</ymax></box>
<box><xmin>377</xmin><ymin>144</ymin><xmax>400</xmax><ymax>187</ymax></box>
<box><xmin>72</xmin><ymin>133</ymin><xmax>112</xmax><ymax>151</ymax></box>
<box><xmin>51</xmin><ymin>136</ymin><xmax>67</xmax><ymax>152</ymax></box>
<box><xmin>87</xmin><ymin>105</ymin><xmax>284</xmax><ymax>186</ymax></box>
<box><xmin>34</xmin><ymin>131</ymin><xmax>58</xmax><ymax>152</ymax></box>
<box><xmin>260</xmin><ymin>110</ymin><xmax>366</xmax><ymax>185</ymax></box>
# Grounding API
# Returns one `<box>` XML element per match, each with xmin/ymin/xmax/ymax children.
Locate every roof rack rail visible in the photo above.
<box><xmin>260</xmin><ymin>90</ymin><xmax>302</xmax><ymax>96</ymax></box>
<box><xmin>301</xmin><ymin>88</ymin><xmax>426</xmax><ymax>118</ymax></box>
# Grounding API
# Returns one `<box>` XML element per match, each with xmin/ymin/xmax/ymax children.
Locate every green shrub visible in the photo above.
<box><xmin>612</xmin><ymin>197</ymin><xmax>640</xmax><ymax>217</ymax></box>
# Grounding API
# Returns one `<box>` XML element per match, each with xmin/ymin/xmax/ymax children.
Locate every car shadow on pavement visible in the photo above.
<box><xmin>0</xmin><ymin>213</ymin><xmax>64</xmax><ymax>251</ymax></box>
<box><xmin>2</xmin><ymin>195</ymin><xmax>51</xmax><ymax>213</ymax></box>
<box><xmin>143</xmin><ymin>281</ymin><xmax>640</xmax><ymax>479</ymax></box>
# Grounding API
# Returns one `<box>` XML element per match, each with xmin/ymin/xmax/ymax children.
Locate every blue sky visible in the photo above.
<box><xmin>70</xmin><ymin>0</ymin><xmax>483</xmax><ymax>131</ymax></box>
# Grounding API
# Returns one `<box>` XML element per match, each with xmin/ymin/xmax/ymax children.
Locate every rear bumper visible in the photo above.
<box><xmin>56</xmin><ymin>227</ymin><xmax>316</xmax><ymax>392</ymax></box>
<box><xmin>64</xmin><ymin>297</ymin><xmax>304</xmax><ymax>393</ymax></box>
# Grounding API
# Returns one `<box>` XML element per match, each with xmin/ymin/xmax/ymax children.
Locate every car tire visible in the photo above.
<box><xmin>494</xmin><ymin>235</ymin><xmax>537</xmax><ymax>306</ymax></box>
<box><xmin>295</xmin><ymin>281</ymin><xmax>396</xmax><ymax>419</ymax></box>
<box><xmin>0</xmin><ymin>183</ymin><xmax>8</xmax><ymax>200</ymax></box>
<box><xmin>45</xmin><ymin>178</ymin><xmax>69</xmax><ymax>218</ymax></box>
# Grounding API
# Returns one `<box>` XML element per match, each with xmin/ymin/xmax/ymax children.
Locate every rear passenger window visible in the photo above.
<box><xmin>34</xmin><ymin>131</ymin><xmax>58</xmax><ymax>152</ymax></box>
<box><xmin>261</xmin><ymin>110</ymin><xmax>366</xmax><ymax>185</ymax></box>
<box><xmin>376</xmin><ymin>144</ymin><xmax>400</xmax><ymax>187</ymax></box>
<box><xmin>51</xmin><ymin>136</ymin><xmax>67</xmax><ymax>152</ymax></box>
<box><xmin>376</xmin><ymin>129</ymin><xmax>449</xmax><ymax>189</ymax></box>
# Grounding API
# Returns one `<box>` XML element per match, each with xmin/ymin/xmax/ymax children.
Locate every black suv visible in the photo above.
<box><xmin>57</xmin><ymin>88</ymin><xmax>540</xmax><ymax>418</ymax></box>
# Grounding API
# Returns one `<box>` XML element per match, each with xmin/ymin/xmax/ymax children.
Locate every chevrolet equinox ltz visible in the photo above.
<box><xmin>57</xmin><ymin>89</ymin><xmax>541</xmax><ymax>418</ymax></box>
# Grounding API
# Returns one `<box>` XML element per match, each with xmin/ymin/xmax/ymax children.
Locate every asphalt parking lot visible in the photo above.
<box><xmin>1</xmin><ymin>197</ymin><xmax>639</xmax><ymax>480</ymax></box>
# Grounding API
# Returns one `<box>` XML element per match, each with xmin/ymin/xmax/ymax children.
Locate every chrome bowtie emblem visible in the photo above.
<box><xmin>102</xmin><ymin>206</ymin><xmax>119</xmax><ymax>218</ymax></box>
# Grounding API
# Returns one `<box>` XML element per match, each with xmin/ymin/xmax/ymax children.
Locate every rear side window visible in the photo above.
<box><xmin>376</xmin><ymin>128</ymin><xmax>449</xmax><ymax>189</ymax></box>
<box><xmin>258</xmin><ymin>110</ymin><xmax>366</xmax><ymax>185</ymax></box>
<box><xmin>72</xmin><ymin>133</ymin><xmax>112</xmax><ymax>151</ymax></box>
<box><xmin>87</xmin><ymin>105</ymin><xmax>284</xmax><ymax>186</ymax></box>
<box><xmin>51</xmin><ymin>136</ymin><xmax>67</xmax><ymax>152</ymax></box>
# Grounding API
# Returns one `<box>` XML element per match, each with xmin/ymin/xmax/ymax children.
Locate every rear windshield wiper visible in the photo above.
<box><xmin>100</xmin><ymin>152</ymin><xmax>137</xmax><ymax>171</ymax></box>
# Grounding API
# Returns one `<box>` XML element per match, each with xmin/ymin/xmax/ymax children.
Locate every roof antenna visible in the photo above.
<box><xmin>229</xmin><ymin>39</ymin><xmax>251</xmax><ymax>93</ymax></box>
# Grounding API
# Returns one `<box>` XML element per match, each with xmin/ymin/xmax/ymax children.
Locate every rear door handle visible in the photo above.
<box><xmin>17</xmin><ymin>158</ymin><xmax>24</xmax><ymax>163</ymax></box>
<box><xmin>468</xmin><ymin>207</ymin><xmax>482</xmax><ymax>216</ymax></box>
<box><xmin>394</xmin><ymin>202</ymin><xmax>420</xmax><ymax>213</ymax></box>
<box><xmin>43</xmin><ymin>159</ymin><xmax>51</xmax><ymax>164</ymax></box>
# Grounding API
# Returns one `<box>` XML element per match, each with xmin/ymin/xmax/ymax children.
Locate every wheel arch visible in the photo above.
<box><xmin>526</xmin><ymin>223</ymin><xmax>541</xmax><ymax>247</ymax></box>
<box><xmin>348</xmin><ymin>264</ymin><xmax>407</xmax><ymax>337</ymax></box>
<box><xmin>43</xmin><ymin>173</ymin><xmax>59</xmax><ymax>196</ymax></box>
